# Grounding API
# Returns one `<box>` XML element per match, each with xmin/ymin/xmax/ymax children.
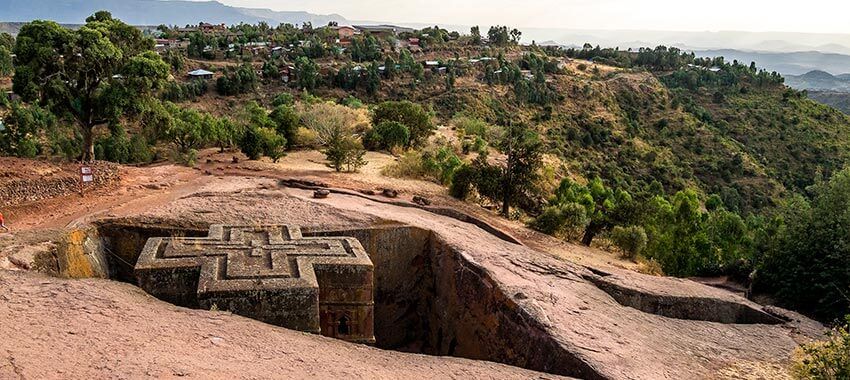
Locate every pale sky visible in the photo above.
<box><xmin>208</xmin><ymin>0</ymin><xmax>850</xmax><ymax>33</ymax></box>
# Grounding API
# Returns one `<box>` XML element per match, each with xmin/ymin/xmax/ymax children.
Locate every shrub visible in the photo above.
<box><xmin>257</xmin><ymin>127</ymin><xmax>286</xmax><ymax>162</ymax></box>
<box><xmin>299</xmin><ymin>102</ymin><xmax>371</xmax><ymax>142</ymax></box>
<box><xmin>128</xmin><ymin>135</ymin><xmax>154</xmax><ymax>163</ymax></box>
<box><xmin>0</xmin><ymin>102</ymin><xmax>54</xmax><ymax>158</ymax></box>
<box><xmin>422</xmin><ymin>147</ymin><xmax>463</xmax><ymax>185</ymax></box>
<box><xmin>272</xmin><ymin>93</ymin><xmax>295</xmax><ymax>107</ymax></box>
<box><xmin>164</xmin><ymin>146</ymin><xmax>194</xmax><ymax>166</ymax></box>
<box><xmin>452</xmin><ymin>114</ymin><xmax>503</xmax><ymax>143</ymax></box>
<box><xmin>531</xmin><ymin>202</ymin><xmax>589</xmax><ymax>238</ymax></box>
<box><xmin>341</xmin><ymin>95</ymin><xmax>364</xmax><ymax>109</ymax></box>
<box><xmin>162</xmin><ymin>80</ymin><xmax>207</xmax><ymax>102</ymax></box>
<box><xmin>610</xmin><ymin>225</ymin><xmax>648</xmax><ymax>260</ymax></box>
<box><xmin>94</xmin><ymin>125</ymin><xmax>131</xmax><ymax>163</ymax></box>
<box><xmin>363</xmin><ymin>121</ymin><xmax>410</xmax><ymax>151</ymax></box>
<box><xmin>792</xmin><ymin>316</ymin><xmax>850</xmax><ymax>380</ymax></box>
<box><xmin>449</xmin><ymin>164</ymin><xmax>476</xmax><ymax>199</ymax></box>
<box><xmin>382</xmin><ymin>151</ymin><xmax>429</xmax><ymax>179</ymax></box>
<box><xmin>325</xmin><ymin>135</ymin><xmax>366</xmax><ymax>172</ymax></box>
<box><xmin>239</xmin><ymin>126</ymin><xmax>265</xmax><ymax>160</ymax></box>
<box><xmin>293</xmin><ymin>127</ymin><xmax>320</xmax><ymax>149</ymax></box>
<box><xmin>532</xmin><ymin>206</ymin><xmax>567</xmax><ymax>235</ymax></box>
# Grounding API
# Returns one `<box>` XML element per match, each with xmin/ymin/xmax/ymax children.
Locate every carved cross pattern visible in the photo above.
<box><xmin>134</xmin><ymin>224</ymin><xmax>375</xmax><ymax>344</ymax></box>
<box><xmin>136</xmin><ymin>225</ymin><xmax>371</xmax><ymax>292</ymax></box>
<box><xmin>160</xmin><ymin>226</ymin><xmax>346</xmax><ymax>280</ymax></box>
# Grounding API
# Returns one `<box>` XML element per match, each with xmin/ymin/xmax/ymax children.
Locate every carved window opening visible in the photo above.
<box><xmin>337</xmin><ymin>315</ymin><xmax>351</xmax><ymax>335</ymax></box>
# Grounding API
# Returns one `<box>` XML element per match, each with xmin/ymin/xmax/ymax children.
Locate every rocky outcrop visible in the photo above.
<box><xmin>32</xmin><ymin>184</ymin><xmax>825</xmax><ymax>379</ymax></box>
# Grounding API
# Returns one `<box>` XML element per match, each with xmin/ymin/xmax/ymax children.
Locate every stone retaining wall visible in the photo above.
<box><xmin>0</xmin><ymin>162</ymin><xmax>120</xmax><ymax>207</ymax></box>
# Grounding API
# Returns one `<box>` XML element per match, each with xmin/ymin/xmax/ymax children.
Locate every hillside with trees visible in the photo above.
<box><xmin>1</xmin><ymin>14</ymin><xmax>849</xmax><ymax>324</ymax></box>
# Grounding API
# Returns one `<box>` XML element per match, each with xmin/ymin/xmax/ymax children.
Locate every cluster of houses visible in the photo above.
<box><xmin>327</xmin><ymin>24</ymin><xmax>419</xmax><ymax>49</ymax></box>
<box><xmin>185</xmin><ymin>54</ymin><xmax>507</xmax><ymax>85</ymax></box>
<box><xmin>155</xmin><ymin>22</ymin><xmax>422</xmax><ymax>57</ymax></box>
<box><xmin>168</xmin><ymin>21</ymin><xmax>532</xmax><ymax>86</ymax></box>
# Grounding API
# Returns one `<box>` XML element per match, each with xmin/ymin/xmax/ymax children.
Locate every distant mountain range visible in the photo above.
<box><xmin>0</xmin><ymin>0</ymin><xmax>347</xmax><ymax>27</ymax></box>
<box><xmin>781</xmin><ymin>70</ymin><xmax>850</xmax><ymax>114</ymax></box>
<box><xmin>785</xmin><ymin>70</ymin><xmax>850</xmax><ymax>91</ymax></box>
<box><xmin>693</xmin><ymin>49</ymin><xmax>850</xmax><ymax>76</ymax></box>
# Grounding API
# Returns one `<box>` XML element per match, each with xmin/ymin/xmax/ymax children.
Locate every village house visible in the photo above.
<box><xmin>188</xmin><ymin>69</ymin><xmax>214</xmax><ymax>80</ymax></box>
<box><xmin>333</xmin><ymin>25</ymin><xmax>358</xmax><ymax>45</ymax></box>
<box><xmin>353</xmin><ymin>24</ymin><xmax>414</xmax><ymax>38</ymax></box>
<box><xmin>154</xmin><ymin>39</ymin><xmax>189</xmax><ymax>52</ymax></box>
<box><xmin>280</xmin><ymin>65</ymin><xmax>296</xmax><ymax>83</ymax></box>
<box><xmin>200</xmin><ymin>22</ymin><xmax>227</xmax><ymax>34</ymax></box>
<box><xmin>396</xmin><ymin>37</ymin><xmax>421</xmax><ymax>52</ymax></box>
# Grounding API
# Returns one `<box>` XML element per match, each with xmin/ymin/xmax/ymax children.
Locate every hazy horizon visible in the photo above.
<box><xmin>201</xmin><ymin>0</ymin><xmax>850</xmax><ymax>34</ymax></box>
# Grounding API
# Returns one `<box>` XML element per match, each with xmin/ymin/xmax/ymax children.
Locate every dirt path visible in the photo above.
<box><xmin>4</xmin><ymin>164</ymin><xmax>205</xmax><ymax>231</ymax></box>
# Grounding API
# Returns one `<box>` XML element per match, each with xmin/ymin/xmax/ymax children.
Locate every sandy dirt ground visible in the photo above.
<box><xmin>0</xmin><ymin>270</ymin><xmax>569</xmax><ymax>380</ymax></box>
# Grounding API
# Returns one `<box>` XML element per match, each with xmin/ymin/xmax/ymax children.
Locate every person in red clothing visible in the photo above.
<box><xmin>0</xmin><ymin>211</ymin><xmax>8</xmax><ymax>232</ymax></box>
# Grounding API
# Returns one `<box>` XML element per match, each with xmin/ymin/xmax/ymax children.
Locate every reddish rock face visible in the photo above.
<box><xmin>134</xmin><ymin>224</ymin><xmax>375</xmax><ymax>344</ymax></box>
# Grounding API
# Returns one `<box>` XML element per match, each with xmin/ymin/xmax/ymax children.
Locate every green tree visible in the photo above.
<box><xmin>0</xmin><ymin>46</ymin><xmax>12</xmax><ymax>77</ymax></box>
<box><xmin>162</xmin><ymin>49</ymin><xmax>184</xmax><ymax>72</ymax></box>
<box><xmin>363</xmin><ymin>121</ymin><xmax>410</xmax><ymax>151</ymax></box>
<box><xmin>239</xmin><ymin>126</ymin><xmax>265</xmax><ymax>160</ymax></box>
<box><xmin>363</xmin><ymin>61</ymin><xmax>381</xmax><ymax>96</ymax></box>
<box><xmin>487</xmin><ymin>26</ymin><xmax>510</xmax><ymax>46</ymax></box>
<box><xmin>542</xmin><ymin>177</ymin><xmax>635</xmax><ymax>246</ymax></box>
<box><xmin>13</xmin><ymin>13</ymin><xmax>169</xmax><ymax>160</ymax></box>
<box><xmin>500</xmin><ymin>123</ymin><xmax>543</xmax><ymax>216</ymax></box>
<box><xmin>758</xmin><ymin>168</ymin><xmax>850</xmax><ymax>320</ymax></box>
<box><xmin>610</xmin><ymin>225</ymin><xmax>648</xmax><ymax>260</ymax></box>
<box><xmin>400</xmin><ymin>48</ymin><xmax>423</xmax><ymax>81</ymax></box>
<box><xmin>0</xmin><ymin>32</ymin><xmax>14</xmax><ymax>50</ymax></box>
<box><xmin>445</xmin><ymin>62</ymin><xmax>456</xmax><ymax>91</ymax></box>
<box><xmin>257</xmin><ymin>127</ymin><xmax>286</xmax><ymax>162</ymax></box>
<box><xmin>295</xmin><ymin>56</ymin><xmax>318</xmax><ymax>91</ymax></box>
<box><xmin>242</xmin><ymin>101</ymin><xmax>276</xmax><ymax>130</ymax></box>
<box><xmin>350</xmin><ymin>35</ymin><xmax>381</xmax><ymax>62</ymax></box>
<box><xmin>164</xmin><ymin>103</ymin><xmax>213</xmax><ymax>154</ymax></box>
<box><xmin>209</xmin><ymin>117</ymin><xmax>241</xmax><ymax>152</ymax></box>
<box><xmin>0</xmin><ymin>102</ymin><xmax>55</xmax><ymax>157</ymax></box>
<box><xmin>324</xmin><ymin>131</ymin><xmax>366</xmax><ymax>172</ymax></box>
<box><xmin>262</xmin><ymin>60</ymin><xmax>280</xmax><ymax>79</ymax></box>
<box><xmin>372</xmin><ymin>101</ymin><xmax>434</xmax><ymax>146</ymax></box>
<box><xmin>383</xmin><ymin>56</ymin><xmax>397</xmax><ymax>80</ymax></box>
<box><xmin>470</xmin><ymin>26</ymin><xmax>482</xmax><ymax>45</ymax></box>
<box><xmin>272</xmin><ymin>93</ymin><xmax>295</xmax><ymax>107</ymax></box>
<box><xmin>216</xmin><ymin>64</ymin><xmax>257</xmax><ymax>96</ymax></box>
<box><xmin>269</xmin><ymin>105</ymin><xmax>299</xmax><ymax>150</ymax></box>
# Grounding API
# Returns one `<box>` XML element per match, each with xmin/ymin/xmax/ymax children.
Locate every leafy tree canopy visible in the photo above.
<box><xmin>12</xmin><ymin>11</ymin><xmax>169</xmax><ymax>160</ymax></box>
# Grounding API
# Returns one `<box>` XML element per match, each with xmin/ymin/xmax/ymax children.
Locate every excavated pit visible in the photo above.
<box><xmin>58</xmin><ymin>219</ymin><xmax>603</xmax><ymax>379</ymax></box>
